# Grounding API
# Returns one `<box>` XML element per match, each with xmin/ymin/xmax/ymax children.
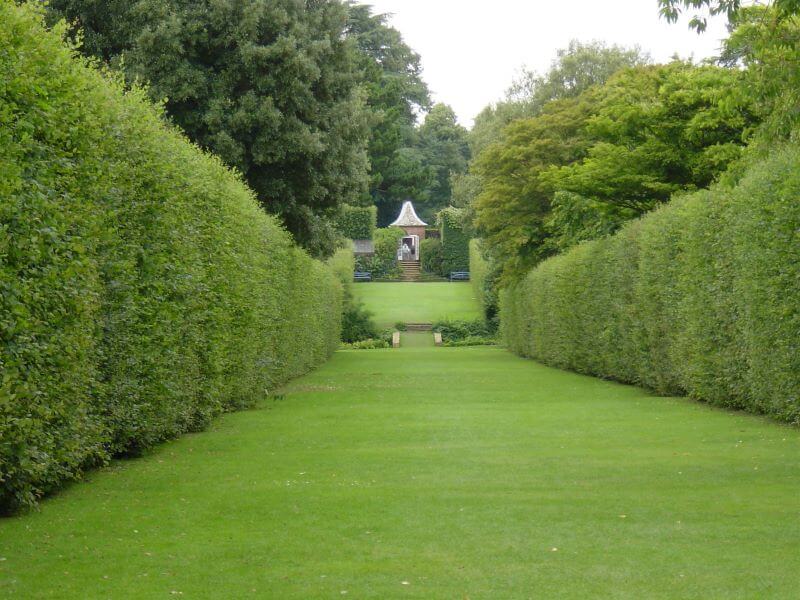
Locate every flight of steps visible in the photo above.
<box><xmin>399</xmin><ymin>260</ymin><xmax>421</xmax><ymax>282</ymax></box>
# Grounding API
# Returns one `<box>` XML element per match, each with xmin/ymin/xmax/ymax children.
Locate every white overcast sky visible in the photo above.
<box><xmin>363</xmin><ymin>0</ymin><xmax>730</xmax><ymax>127</ymax></box>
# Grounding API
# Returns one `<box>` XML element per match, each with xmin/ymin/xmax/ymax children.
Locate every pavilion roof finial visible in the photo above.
<box><xmin>390</xmin><ymin>200</ymin><xmax>428</xmax><ymax>227</ymax></box>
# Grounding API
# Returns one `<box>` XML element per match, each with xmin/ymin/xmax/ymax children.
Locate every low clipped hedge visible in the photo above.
<box><xmin>502</xmin><ymin>146</ymin><xmax>800</xmax><ymax>424</ymax></box>
<box><xmin>0</xmin><ymin>3</ymin><xmax>342</xmax><ymax>511</ymax></box>
<box><xmin>335</xmin><ymin>204</ymin><xmax>377</xmax><ymax>240</ymax></box>
<box><xmin>439</xmin><ymin>207</ymin><xmax>470</xmax><ymax>274</ymax></box>
<box><xmin>432</xmin><ymin>319</ymin><xmax>495</xmax><ymax>347</ymax></box>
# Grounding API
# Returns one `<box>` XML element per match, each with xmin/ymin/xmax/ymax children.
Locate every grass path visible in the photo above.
<box><xmin>353</xmin><ymin>282</ymin><xmax>480</xmax><ymax>328</ymax></box>
<box><xmin>400</xmin><ymin>331</ymin><xmax>435</xmax><ymax>347</ymax></box>
<box><xmin>2</xmin><ymin>346</ymin><xmax>800</xmax><ymax>598</ymax></box>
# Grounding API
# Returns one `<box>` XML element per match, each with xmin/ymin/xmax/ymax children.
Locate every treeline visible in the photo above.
<box><xmin>465</xmin><ymin>3</ymin><xmax>800</xmax><ymax>422</ymax></box>
<box><xmin>0</xmin><ymin>2</ymin><xmax>341</xmax><ymax>511</ymax></box>
<box><xmin>43</xmin><ymin>0</ymin><xmax>469</xmax><ymax>253</ymax></box>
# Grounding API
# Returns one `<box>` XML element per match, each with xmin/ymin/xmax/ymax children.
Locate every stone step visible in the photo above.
<box><xmin>405</xmin><ymin>323</ymin><xmax>433</xmax><ymax>331</ymax></box>
<box><xmin>399</xmin><ymin>259</ymin><xmax>421</xmax><ymax>281</ymax></box>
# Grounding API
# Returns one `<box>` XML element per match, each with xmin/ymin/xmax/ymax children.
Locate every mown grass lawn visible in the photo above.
<box><xmin>2</xmin><ymin>346</ymin><xmax>799</xmax><ymax>598</ymax></box>
<box><xmin>353</xmin><ymin>281</ymin><xmax>480</xmax><ymax>328</ymax></box>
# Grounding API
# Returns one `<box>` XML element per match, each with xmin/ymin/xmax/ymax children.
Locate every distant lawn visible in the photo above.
<box><xmin>354</xmin><ymin>281</ymin><xmax>480</xmax><ymax>328</ymax></box>
<box><xmin>2</xmin><ymin>347</ymin><xmax>799</xmax><ymax>598</ymax></box>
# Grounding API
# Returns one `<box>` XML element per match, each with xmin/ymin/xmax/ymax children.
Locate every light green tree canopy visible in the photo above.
<box><xmin>470</xmin><ymin>40</ymin><xmax>649</xmax><ymax>157</ymax></box>
<box><xmin>474</xmin><ymin>61</ymin><xmax>757</xmax><ymax>278</ymax></box>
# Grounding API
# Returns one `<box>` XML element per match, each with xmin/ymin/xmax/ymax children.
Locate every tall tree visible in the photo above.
<box><xmin>507</xmin><ymin>40</ymin><xmax>650</xmax><ymax>107</ymax></box>
<box><xmin>473</xmin><ymin>93</ymin><xmax>597</xmax><ymax>277</ymax></box>
<box><xmin>465</xmin><ymin>40</ymin><xmax>649</xmax><ymax>262</ymax></box>
<box><xmin>470</xmin><ymin>40</ymin><xmax>649</xmax><ymax>157</ymax></box>
<box><xmin>48</xmin><ymin>0</ymin><xmax>370</xmax><ymax>257</ymax></box>
<box><xmin>416</xmin><ymin>103</ymin><xmax>470</xmax><ymax>220</ymax></box>
<box><xmin>345</xmin><ymin>3</ymin><xmax>433</xmax><ymax>225</ymax></box>
<box><xmin>718</xmin><ymin>6</ymin><xmax>800</xmax><ymax>146</ymax></box>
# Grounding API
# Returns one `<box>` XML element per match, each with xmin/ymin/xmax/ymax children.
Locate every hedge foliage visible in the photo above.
<box><xmin>432</xmin><ymin>319</ymin><xmax>495</xmax><ymax>346</ymax></box>
<box><xmin>0</xmin><ymin>3</ymin><xmax>342</xmax><ymax>511</ymax></box>
<box><xmin>354</xmin><ymin>227</ymin><xmax>404</xmax><ymax>278</ymax></box>
<box><xmin>502</xmin><ymin>146</ymin><xmax>800</xmax><ymax>424</ymax></box>
<box><xmin>334</xmin><ymin>205</ymin><xmax>377</xmax><ymax>240</ymax></box>
<box><xmin>439</xmin><ymin>207</ymin><xmax>470</xmax><ymax>273</ymax></box>
<box><xmin>468</xmin><ymin>240</ymin><xmax>489</xmax><ymax>311</ymax></box>
<box><xmin>421</xmin><ymin>238</ymin><xmax>445</xmax><ymax>276</ymax></box>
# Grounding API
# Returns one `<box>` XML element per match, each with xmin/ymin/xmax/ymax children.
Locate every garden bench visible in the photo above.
<box><xmin>449</xmin><ymin>271</ymin><xmax>470</xmax><ymax>281</ymax></box>
<box><xmin>354</xmin><ymin>271</ymin><xmax>372</xmax><ymax>282</ymax></box>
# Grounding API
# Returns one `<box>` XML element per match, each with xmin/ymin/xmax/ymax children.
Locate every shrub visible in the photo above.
<box><xmin>334</xmin><ymin>205</ymin><xmax>377</xmax><ymax>240</ymax></box>
<box><xmin>432</xmin><ymin>319</ymin><xmax>495</xmax><ymax>346</ymax></box>
<box><xmin>444</xmin><ymin>337</ymin><xmax>497</xmax><ymax>348</ymax></box>
<box><xmin>341</xmin><ymin>339</ymin><xmax>391</xmax><ymax>350</ymax></box>
<box><xmin>0</xmin><ymin>3</ymin><xmax>342</xmax><ymax>511</ymax></box>
<box><xmin>439</xmin><ymin>207</ymin><xmax>470</xmax><ymax>274</ymax></box>
<box><xmin>421</xmin><ymin>238</ymin><xmax>445</xmax><ymax>276</ymax></box>
<box><xmin>341</xmin><ymin>303</ymin><xmax>379</xmax><ymax>343</ymax></box>
<box><xmin>354</xmin><ymin>227</ymin><xmax>404</xmax><ymax>278</ymax></box>
<box><xmin>329</xmin><ymin>247</ymin><xmax>379</xmax><ymax>343</ymax></box>
<box><xmin>501</xmin><ymin>146</ymin><xmax>800</xmax><ymax>424</ymax></box>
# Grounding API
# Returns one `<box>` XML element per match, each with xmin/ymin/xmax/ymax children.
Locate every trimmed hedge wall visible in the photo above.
<box><xmin>334</xmin><ymin>204</ymin><xmax>377</xmax><ymax>240</ymax></box>
<box><xmin>502</xmin><ymin>146</ymin><xmax>800</xmax><ymax>424</ymax></box>
<box><xmin>469</xmin><ymin>239</ymin><xmax>489</xmax><ymax>313</ymax></box>
<box><xmin>439</xmin><ymin>207</ymin><xmax>470</xmax><ymax>273</ymax></box>
<box><xmin>0</xmin><ymin>3</ymin><xmax>342</xmax><ymax>511</ymax></box>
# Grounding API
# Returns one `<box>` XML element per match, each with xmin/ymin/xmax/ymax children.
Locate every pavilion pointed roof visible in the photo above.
<box><xmin>390</xmin><ymin>201</ymin><xmax>428</xmax><ymax>227</ymax></box>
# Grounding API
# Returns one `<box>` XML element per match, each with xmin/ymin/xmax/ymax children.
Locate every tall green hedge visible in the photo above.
<box><xmin>421</xmin><ymin>238</ymin><xmax>445</xmax><ymax>276</ymax></box>
<box><xmin>0</xmin><ymin>3</ymin><xmax>342</xmax><ymax>511</ymax></box>
<box><xmin>439</xmin><ymin>207</ymin><xmax>470</xmax><ymax>273</ymax></box>
<box><xmin>469</xmin><ymin>239</ymin><xmax>489</xmax><ymax>312</ymax></box>
<box><xmin>334</xmin><ymin>205</ymin><xmax>377</xmax><ymax>240</ymax></box>
<box><xmin>502</xmin><ymin>146</ymin><xmax>800</xmax><ymax>424</ymax></box>
<box><xmin>469</xmin><ymin>239</ymin><xmax>499</xmax><ymax>325</ymax></box>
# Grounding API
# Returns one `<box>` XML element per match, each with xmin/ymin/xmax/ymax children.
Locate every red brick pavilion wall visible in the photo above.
<box><xmin>402</xmin><ymin>226</ymin><xmax>427</xmax><ymax>240</ymax></box>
